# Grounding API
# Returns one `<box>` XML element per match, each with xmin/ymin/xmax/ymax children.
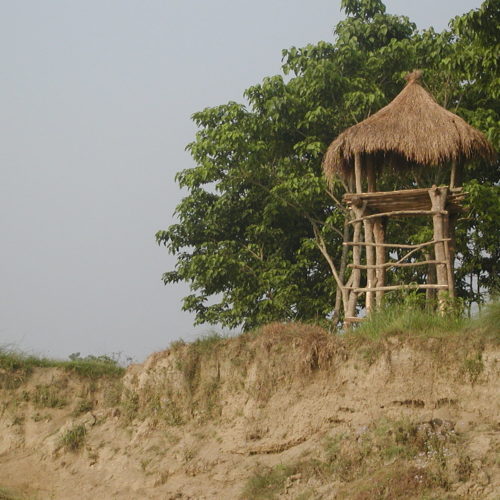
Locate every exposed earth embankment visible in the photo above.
<box><xmin>0</xmin><ymin>321</ymin><xmax>498</xmax><ymax>499</ymax></box>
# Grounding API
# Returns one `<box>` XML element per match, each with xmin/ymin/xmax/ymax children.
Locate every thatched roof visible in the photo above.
<box><xmin>323</xmin><ymin>70</ymin><xmax>496</xmax><ymax>180</ymax></box>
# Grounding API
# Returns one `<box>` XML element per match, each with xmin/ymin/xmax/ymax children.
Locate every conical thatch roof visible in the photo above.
<box><xmin>323</xmin><ymin>70</ymin><xmax>496</xmax><ymax>180</ymax></box>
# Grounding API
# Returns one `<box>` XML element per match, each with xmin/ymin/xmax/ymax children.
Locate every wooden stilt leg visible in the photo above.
<box><xmin>346</xmin><ymin>153</ymin><xmax>364</xmax><ymax>322</ymax></box>
<box><xmin>373</xmin><ymin>218</ymin><xmax>386</xmax><ymax>308</ymax></box>
<box><xmin>364</xmin><ymin>218</ymin><xmax>375</xmax><ymax>312</ymax></box>
<box><xmin>347</xmin><ymin>210</ymin><xmax>363</xmax><ymax>320</ymax></box>
<box><xmin>429</xmin><ymin>186</ymin><xmax>449</xmax><ymax>313</ymax></box>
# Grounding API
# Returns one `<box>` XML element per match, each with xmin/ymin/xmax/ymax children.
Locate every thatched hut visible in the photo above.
<box><xmin>322</xmin><ymin>70</ymin><xmax>495</xmax><ymax>322</ymax></box>
<box><xmin>323</xmin><ymin>70</ymin><xmax>495</xmax><ymax>190</ymax></box>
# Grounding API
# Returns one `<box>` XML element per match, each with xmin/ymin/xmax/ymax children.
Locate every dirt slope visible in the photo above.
<box><xmin>0</xmin><ymin>324</ymin><xmax>498</xmax><ymax>499</ymax></box>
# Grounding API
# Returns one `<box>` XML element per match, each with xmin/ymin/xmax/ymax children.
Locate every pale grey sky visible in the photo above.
<box><xmin>0</xmin><ymin>0</ymin><xmax>484</xmax><ymax>361</ymax></box>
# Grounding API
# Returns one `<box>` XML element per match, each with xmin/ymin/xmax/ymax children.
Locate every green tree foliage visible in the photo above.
<box><xmin>157</xmin><ymin>0</ymin><xmax>499</xmax><ymax>328</ymax></box>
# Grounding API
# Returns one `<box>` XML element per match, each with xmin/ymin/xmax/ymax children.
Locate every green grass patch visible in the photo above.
<box><xmin>170</xmin><ymin>332</ymin><xmax>226</xmax><ymax>355</ymax></box>
<box><xmin>350</xmin><ymin>305</ymin><xmax>466</xmax><ymax>342</ymax></box>
<box><xmin>0</xmin><ymin>348</ymin><xmax>125</xmax><ymax>385</ymax></box>
<box><xmin>340</xmin><ymin>300</ymin><xmax>500</xmax><ymax>368</ymax></box>
<box><xmin>241</xmin><ymin>464</ymin><xmax>296</xmax><ymax>500</ymax></box>
<box><xmin>62</xmin><ymin>358</ymin><xmax>124</xmax><ymax>378</ymax></box>
<box><xmin>60</xmin><ymin>424</ymin><xmax>87</xmax><ymax>452</ymax></box>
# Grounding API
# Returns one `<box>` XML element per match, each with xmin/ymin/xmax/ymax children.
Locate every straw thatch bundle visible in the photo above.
<box><xmin>323</xmin><ymin>70</ymin><xmax>496</xmax><ymax>181</ymax></box>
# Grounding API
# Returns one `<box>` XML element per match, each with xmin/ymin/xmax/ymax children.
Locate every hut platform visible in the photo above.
<box><xmin>343</xmin><ymin>187</ymin><xmax>465</xmax><ymax>215</ymax></box>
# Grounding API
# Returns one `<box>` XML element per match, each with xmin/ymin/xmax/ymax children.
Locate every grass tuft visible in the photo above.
<box><xmin>60</xmin><ymin>424</ymin><xmax>87</xmax><ymax>452</ymax></box>
<box><xmin>32</xmin><ymin>384</ymin><xmax>67</xmax><ymax>409</ymax></box>
<box><xmin>241</xmin><ymin>464</ymin><xmax>295</xmax><ymax>500</ymax></box>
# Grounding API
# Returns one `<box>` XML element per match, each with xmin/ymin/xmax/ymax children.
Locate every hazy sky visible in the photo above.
<box><xmin>0</xmin><ymin>0</ymin><xmax>484</xmax><ymax>362</ymax></box>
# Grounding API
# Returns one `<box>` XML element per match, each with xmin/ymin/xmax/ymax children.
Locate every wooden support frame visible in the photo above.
<box><xmin>373</xmin><ymin>217</ymin><xmax>385</xmax><ymax>307</ymax></box>
<box><xmin>342</xmin><ymin>181</ymin><xmax>459</xmax><ymax>325</ymax></box>
<box><xmin>428</xmin><ymin>186</ymin><xmax>453</xmax><ymax>311</ymax></box>
<box><xmin>348</xmin><ymin>210</ymin><xmax>447</xmax><ymax>224</ymax></box>
<box><xmin>347</xmin><ymin>284</ymin><xmax>449</xmax><ymax>293</ymax></box>
<box><xmin>343</xmin><ymin>238</ymin><xmax>451</xmax><ymax>249</ymax></box>
<box><xmin>349</xmin><ymin>259</ymin><xmax>447</xmax><ymax>270</ymax></box>
<box><xmin>346</xmin><ymin>203</ymin><xmax>364</xmax><ymax>319</ymax></box>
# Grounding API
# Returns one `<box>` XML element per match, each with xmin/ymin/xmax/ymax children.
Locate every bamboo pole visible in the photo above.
<box><xmin>442</xmin><ymin>215</ymin><xmax>455</xmax><ymax>298</ymax></box>
<box><xmin>373</xmin><ymin>217</ymin><xmax>385</xmax><ymax>307</ymax></box>
<box><xmin>450</xmin><ymin>159</ymin><xmax>457</xmax><ymax>189</ymax></box>
<box><xmin>348</xmin><ymin>259</ymin><xmax>447</xmax><ymax>270</ymax></box>
<box><xmin>347</xmin><ymin>284</ymin><xmax>449</xmax><ymax>293</ymax></box>
<box><xmin>364</xmin><ymin>218</ymin><xmax>375</xmax><ymax>312</ymax></box>
<box><xmin>364</xmin><ymin>156</ymin><xmax>376</xmax><ymax>312</ymax></box>
<box><xmin>346</xmin><ymin>206</ymin><xmax>363</xmax><ymax>318</ymax></box>
<box><xmin>344</xmin><ymin>186</ymin><xmax>463</xmax><ymax>199</ymax></box>
<box><xmin>429</xmin><ymin>186</ymin><xmax>449</xmax><ymax>312</ymax></box>
<box><xmin>447</xmin><ymin>212</ymin><xmax>458</xmax><ymax>297</ymax></box>
<box><xmin>354</xmin><ymin>152</ymin><xmax>363</xmax><ymax>194</ymax></box>
<box><xmin>343</xmin><ymin>239</ymin><xmax>451</xmax><ymax>249</ymax></box>
<box><xmin>348</xmin><ymin>209</ymin><xmax>447</xmax><ymax>224</ymax></box>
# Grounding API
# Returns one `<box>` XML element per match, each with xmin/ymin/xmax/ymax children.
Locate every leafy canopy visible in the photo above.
<box><xmin>157</xmin><ymin>0</ymin><xmax>499</xmax><ymax>329</ymax></box>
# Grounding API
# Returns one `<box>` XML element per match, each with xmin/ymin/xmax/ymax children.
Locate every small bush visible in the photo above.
<box><xmin>60</xmin><ymin>424</ymin><xmax>87</xmax><ymax>452</ymax></box>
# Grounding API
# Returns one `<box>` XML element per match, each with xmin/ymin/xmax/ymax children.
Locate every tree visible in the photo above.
<box><xmin>157</xmin><ymin>0</ymin><xmax>499</xmax><ymax>328</ymax></box>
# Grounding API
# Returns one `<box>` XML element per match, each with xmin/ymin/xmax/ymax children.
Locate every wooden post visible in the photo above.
<box><xmin>429</xmin><ymin>186</ymin><xmax>449</xmax><ymax>312</ymax></box>
<box><xmin>448</xmin><ymin>158</ymin><xmax>459</xmax><ymax>298</ymax></box>
<box><xmin>347</xmin><ymin>203</ymin><xmax>364</xmax><ymax>319</ymax></box>
<box><xmin>364</xmin><ymin>156</ymin><xmax>376</xmax><ymax>312</ymax></box>
<box><xmin>450</xmin><ymin>159</ymin><xmax>457</xmax><ymax>189</ymax></box>
<box><xmin>447</xmin><ymin>212</ymin><xmax>458</xmax><ymax>295</ymax></box>
<box><xmin>346</xmin><ymin>152</ymin><xmax>364</xmax><ymax>320</ymax></box>
<box><xmin>354</xmin><ymin>152</ymin><xmax>363</xmax><ymax>194</ymax></box>
<box><xmin>364</xmin><ymin>218</ymin><xmax>375</xmax><ymax>312</ymax></box>
<box><xmin>443</xmin><ymin>215</ymin><xmax>455</xmax><ymax>298</ymax></box>
<box><xmin>373</xmin><ymin>218</ymin><xmax>386</xmax><ymax>307</ymax></box>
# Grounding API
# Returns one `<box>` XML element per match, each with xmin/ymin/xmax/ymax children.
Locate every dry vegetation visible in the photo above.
<box><xmin>0</xmin><ymin>304</ymin><xmax>498</xmax><ymax>499</ymax></box>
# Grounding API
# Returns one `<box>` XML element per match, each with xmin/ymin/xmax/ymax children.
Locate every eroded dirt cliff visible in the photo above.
<box><xmin>0</xmin><ymin>323</ymin><xmax>498</xmax><ymax>499</ymax></box>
